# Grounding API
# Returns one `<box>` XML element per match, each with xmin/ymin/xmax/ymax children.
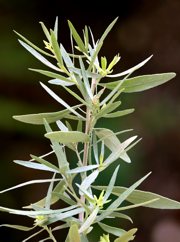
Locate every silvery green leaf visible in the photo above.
<box><xmin>45</xmin><ymin>173</ymin><xmax>56</xmax><ymax>209</ymax></box>
<box><xmin>50</xmin><ymin>30</ymin><xmax>63</xmax><ymax>66</ymax></box>
<box><xmin>53</xmin><ymin>192</ymin><xmax>76</xmax><ymax>206</ymax></box>
<box><xmin>103</xmin><ymin>165</ymin><xmax>120</xmax><ymax>202</ymax></box>
<box><xmin>56</xmin><ymin>120</ymin><xmax>68</xmax><ymax>131</ymax></box>
<box><xmin>88</xmin><ymin>17</ymin><xmax>118</xmax><ymax>71</ymax></box>
<box><xmin>0</xmin><ymin>178</ymin><xmax>60</xmax><ymax>194</ymax></box>
<box><xmin>29</xmin><ymin>68</ymin><xmax>73</xmax><ymax>82</ymax></box>
<box><xmin>79</xmin><ymin>57</ymin><xmax>93</xmax><ymax>99</ymax></box>
<box><xmin>96</xmin><ymin>172</ymin><xmax>151</xmax><ymax>222</ymax></box>
<box><xmin>47</xmin><ymin>207</ymin><xmax>84</xmax><ymax>224</ymax></box>
<box><xmin>107</xmin><ymin>55</ymin><xmax>153</xmax><ymax>78</ymax></box>
<box><xmin>54</xmin><ymin>17</ymin><xmax>58</xmax><ymax>39</ymax></box>
<box><xmin>68</xmin><ymin>20</ymin><xmax>87</xmax><ymax>53</ymax></box>
<box><xmin>79</xmin><ymin>206</ymin><xmax>99</xmax><ymax>233</ymax></box>
<box><xmin>63</xmin><ymin>86</ymin><xmax>91</xmax><ymax>107</ymax></box>
<box><xmin>14</xmin><ymin>159</ymin><xmax>58</xmax><ymax>173</ymax></box>
<box><xmin>77</xmin><ymin>120</ymin><xmax>82</xmax><ymax>132</ymax></box>
<box><xmin>27</xmin><ymin>180</ymin><xmax>66</xmax><ymax>208</ymax></box>
<box><xmin>95</xmin><ymin>129</ymin><xmax>131</xmax><ymax>163</ymax></box>
<box><xmin>96</xmin><ymin>101</ymin><xmax>121</xmax><ymax>119</ymax></box>
<box><xmin>49</xmin><ymin>79</ymin><xmax>74</xmax><ymax>86</ymax></box>
<box><xmin>81</xmin><ymin>234</ymin><xmax>90</xmax><ymax>242</ymax></box>
<box><xmin>30</xmin><ymin>154</ymin><xmax>59</xmax><ymax>172</ymax></box>
<box><xmin>39</xmin><ymin>21</ymin><xmax>51</xmax><ymax>41</ymax></box>
<box><xmin>65</xmin><ymin>224</ymin><xmax>81</xmax><ymax>242</ymax></box>
<box><xmin>104</xmin><ymin>73</ymin><xmax>176</xmax><ymax>93</ymax></box>
<box><xmin>79</xmin><ymin>170</ymin><xmax>99</xmax><ymax>195</ymax></box>
<box><xmin>104</xmin><ymin>109</ymin><xmax>135</xmax><ymax>118</ymax></box>
<box><xmin>110</xmin><ymin>212</ymin><xmax>133</xmax><ymax>223</ymax></box>
<box><xmin>93</xmin><ymin>132</ymin><xmax>99</xmax><ymax>164</ymax></box>
<box><xmin>67</xmin><ymin>165</ymin><xmax>99</xmax><ymax>174</ymax></box>
<box><xmin>109</xmin><ymin>186</ymin><xmax>180</xmax><ymax>209</ymax></box>
<box><xmin>18</xmin><ymin>40</ymin><xmax>60</xmax><ymax>71</ymax></box>
<box><xmin>61</xmin><ymin>44</ymin><xmax>74</xmax><ymax>68</ymax></box>
<box><xmin>14</xmin><ymin>31</ymin><xmax>53</xmax><ymax>57</ymax></box>
<box><xmin>40</xmin><ymin>82</ymin><xmax>85</xmax><ymax>120</ymax></box>
<box><xmin>45</xmin><ymin>131</ymin><xmax>90</xmax><ymax>143</ymax></box>
<box><xmin>0</xmin><ymin>224</ymin><xmax>35</xmax><ymax>231</ymax></box>
<box><xmin>13</xmin><ymin>109</ymin><xmax>70</xmax><ymax>125</ymax></box>
<box><xmin>114</xmin><ymin>228</ymin><xmax>137</xmax><ymax>242</ymax></box>
<box><xmin>115</xmin><ymin>198</ymin><xmax>159</xmax><ymax>211</ymax></box>
<box><xmin>98</xmin><ymin>222</ymin><xmax>126</xmax><ymax>237</ymax></box>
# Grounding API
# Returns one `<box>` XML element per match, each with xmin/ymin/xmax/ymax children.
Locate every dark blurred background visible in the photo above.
<box><xmin>0</xmin><ymin>0</ymin><xmax>180</xmax><ymax>241</ymax></box>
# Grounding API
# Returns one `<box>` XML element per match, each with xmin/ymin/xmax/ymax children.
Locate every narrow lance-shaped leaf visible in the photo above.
<box><xmin>54</xmin><ymin>17</ymin><xmax>58</xmax><ymax>39</ymax></box>
<box><xmin>103</xmin><ymin>73</ymin><xmax>176</xmax><ymax>93</ymax></box>
<box><xmin>45</xmin><ymin>173</ymin><xmax>56</xmax><ymax>209</ymax></box>
<box><xmin>79</xmin><ymin>206</ymin><xmax>99</xmax><ymax>233</ymax></box>
<box><xmin>96</xmin><ymin>172</ymin><xmax>151</xmax><ymax>222</ymax></box>
<box><xmin>68</xmin><ymin>20</ymin><xmax>87</xmax><ymax>53</ymax></box>
<box><xmin>107</xmin><ymin>186</ymin><xmax>180</xmax><ymax>209</ymax></box>
<box><xmin>98</xmin><ymin>222</ymin><xmax>126</xmax><ymax>237</ymax></box>
<box><xmin>107</xmin><ymin>55</ymin><xmax>152</xmax><ymax>78</ymax></box>
<box><xmin>103</xmin><ymin>165</ymin><xmax>120</xmax><ymax>202</ymax></box>
<box><xmin>0</xmin><ymin>178</ymin><xmax>61</xmax><ymax>194</ymax></box>
<box><xmin>45</xmin><ymin>131</ymin><xmax>90</xmax><ymax>144</ymax></box>
<box><xmin>18</xmin><ymin>40</ymin><xmax>60</xmax><ymax>72</ymax></box>
<box><xmin>50</xmin><ymin>29</ymin><xmax>63</xmax><ymax>67</ymax></box>
<box><xmin>40</xmin><ymin>82</ymin><xmax>85</xmax><ymax>120</ymax></box>
<box><xmin>39</xmin><ymin>21</ymin><xmax>51</xmax><ymax>42</ymax></box>
<box><xmin>0</xmin><ymin>224</ymin><xmax>36</xmax><ymax>231</ymax></box>
<box><xmin>88</xmin><ymin>17</ymin><xmax>118</xmax><ymax>71</ymax></box>
<box><xmin>29</xmin><ymin>68</ymin><xmax>74</xmax><ymax>83</ymax></box>
<box><xmin>104</xmin><ymin>109</ymin><xmax>135</xmax><ymax>118</ymax></box>
<box><xmin>14</xmin><ymin>159</ymin><xmax>58</xmax><ymax>173</ymax></box>
<box><xmin>14</xmin><ymin>31</ymin><xmax>53</xmax><ymax>57</ymax></box>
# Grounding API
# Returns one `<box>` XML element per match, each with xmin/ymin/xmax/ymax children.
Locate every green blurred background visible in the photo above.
<box><xmin>0</xmin><ymin>0</ymin><xmax>180</xmax><ymax>241</ymax></box>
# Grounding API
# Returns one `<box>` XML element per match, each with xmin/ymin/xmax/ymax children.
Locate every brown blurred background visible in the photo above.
<box><xmin>0</xmin><ymin>0</ymin><xmax>180</xmax><ymax>241</ymax></box>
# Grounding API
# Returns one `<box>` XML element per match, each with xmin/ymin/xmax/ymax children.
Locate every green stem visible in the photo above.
<box><xmin>45</xmin><ymin>226</ymin><xmax>57</xmax><ymax>242</ymax></box>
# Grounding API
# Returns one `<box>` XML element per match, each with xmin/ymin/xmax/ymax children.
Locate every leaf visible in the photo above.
<box><xmin>50</xmin><ymin>29</ymin><xmax>63</xmax><ymax>67</ymax></box>
<box><xmin>29</xmin><ymin>68</ymin><xmax>73</xmax><ymax>83</ymax></box>
<box><xmin>103</xmin><ymin>73</ymin><xmax>176</xmax><ymax>93</ymax></box>
<box><xmin>40</xmin><ymin>82</ymin><xmax>85</xmax><ymax>120</ymax></box>
<box><xmin>78</xmin><ymin>170</ymin><xmax>99</xmax><ymax>196</ymax></box>
<box><xmin>104</xmin><ymin>109</ymin><xmax>135</xmax><ymax>118</ymax></box>
<box><xmin>43</xmin><ymin>120</ymin><xmax>69</xmax><ymax>172</ymax></box>
<box><xmin>68</xmin><ymin>20</ymin><xmax>86</xmax><ymax>53</ymax></box>
<box><xmin>110</xmin><ymin>212</ymin><xmax>133</xmax><ymax>223</ymax></box>
<box><xmin>45</xmin><ymin>173</ymin><xmax>56</xmax><ymax>209</ymax></box>
<box><xmin>49</xmin><ymin>79</ymin><xmax>74</xmax><ymax>86</ymax></box>
<box><xmin>96</xmin><ymin>173</ymin><xmax>151</xmax><ymax>222</ymax></box>
<box><xmin>103</xmin><ymin>165</ymin><xmax>120</xmax><ymax>202</ymax></box>
<box><xmin>0</xmin><ymin>224</ymin><xmax>35</xmax><ymax>231</ymax></box>
<box><xmin>96</xmin><ymin>101</ymin><xmax>121</xmax><ymax>119</ymax></box>
<box><xmin>114</xmin><ymin>228</ymin><xmax>137</xmax><ymax>242</ymax></box>
<box><xmin>60</xmin><ymin>44</ymin><xmax>74</xmax><ymax>68</ymax></box>
<box><xmin>39</xmin><ymin>21</ymin><xmax>51</xmax><ymax>41</ymax></box>
<box><xmin>14</xmin><ymin>31</ymin><xmax>53</xmax><ymax>57</ymax></box>
<box><xmin>0</xmin><ymin>178</ymin><xmax>60</xmax><ymax>194</ymax></box>
<box><xmin>30</xmin><ymin>155</ymin><xmax>59</xmax><ymax>174</ymax></box>
<box><xmin>88</xmin><ymin>17</ymin><xmax>118</xmax><ymax>71</ymax></box>
<box><xmin>98</xmin><ymin>222</ymin><xmax>125</xmax><ymax>237</ymax></box>
<box><xmin>110</xmin><ymin>187</ymin><xmax>180</xmax><ymax>209</ymax></box>
<box><xmin>13</xmin><ymin>109</ymin><xmax>70</xmax><ymax>125</ymax></box>
<box><xmin>14</xmin><ymin>159</ymin><xmax>58</xmax><ymax>173</ymax></box>
<box><xmin>18</xmin><ymin>40</ymin><xmax>60</xmax><ymax>71</ymax></box>
<box><xmin>45</xmin><ymin>131</ymin><xmax>90</xmax><ymax>144</ymax></box>
<box><xmin>54</xmin><ymin>17</ymin><xmax>58</xmax><ymax>39</ymax></box>
<box><xmin>79</xmin><ymin>206</ymin><xmax>99</xmax><ymax>233</ymax></box>
<box><xmin>103</xmin><ymin>135</ymin><xmax>138</xmax><ymax>166</ymax></box>
<box><xmin>65</xmin><ymin>224</ymin><xmax>81</xmax><ymax>242</ymax></box>
<box><xmin>79</xmin><ymin>57</ymin><xmax>93</xmax><ymax>99</ymax></box>
<box><xmin>67</xmin><ymin>165</ymin><xmax>99</xmax><ymax>174</ymax></box>
<box><xmin>95</xmin><ymin>129</ymin><xmax>131</xmax><ymax>163</ymax></box>
<box><xmin>107</xmin><ymin>55</ymin><xmax>152</xmax><ymax>78</ymax></box>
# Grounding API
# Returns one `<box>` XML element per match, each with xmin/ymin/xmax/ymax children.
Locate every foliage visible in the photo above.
<box><xmin>0</xmin><ymin>17</ymin><xmax>179</xmax><ymax>242</ymax></box>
